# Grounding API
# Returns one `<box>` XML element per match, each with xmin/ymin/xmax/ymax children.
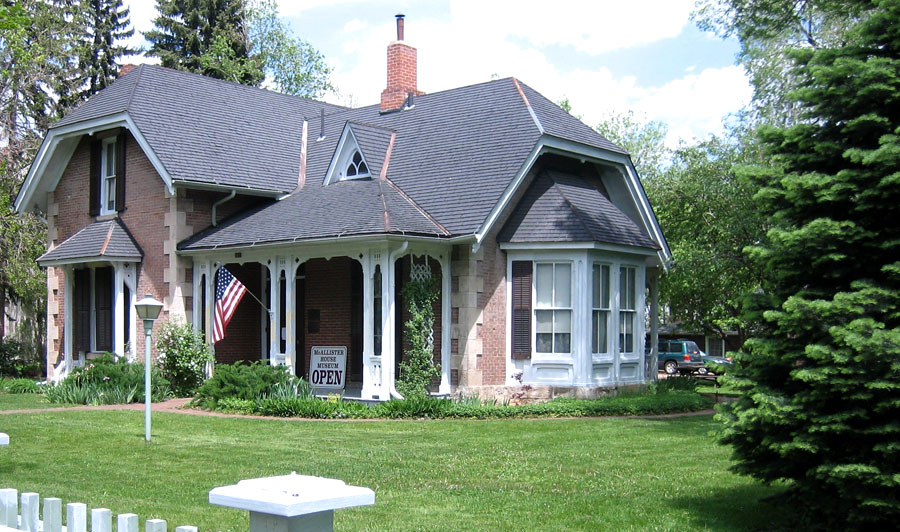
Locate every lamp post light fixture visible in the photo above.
<box><xmin>135</xmin><ymin>294</ymin><xmax>163</xmax><ymax>442</ymax></box>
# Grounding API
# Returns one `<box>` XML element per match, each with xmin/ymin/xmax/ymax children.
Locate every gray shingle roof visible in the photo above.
<box><xmin>38</xmin><ymin>219</ymin><xmax>143</xmax><ymax>264</ymax></box>
<box><xmin>54</xmin><ymin>65</ymin><xmax>345</xmax><ymax>194</ymax></box>
<box><xmin>51</xmin><ymin>66</ymin><xmax>648</xmax><ymax>245</ymax></box>
<box><xmin>498</xmin><ymin>170</ymin><xmax>658</xmax><ymax>249</ymax></box>
<box><xmin>179</xmin><ymin>178</ymin><xmax>446</xmax><ymax>251</ymax></box>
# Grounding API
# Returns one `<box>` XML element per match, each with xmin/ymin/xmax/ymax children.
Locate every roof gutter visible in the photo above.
<box><xmin>211</xmin><ymin>189</ymin><xmax>236</xmax><ymax>227</ymax></box>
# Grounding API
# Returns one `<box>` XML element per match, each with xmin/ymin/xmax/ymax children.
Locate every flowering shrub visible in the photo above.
<box><xmin>156</xmin><ymin>320</ymin><xmax>213</xmax><ymax>397</ymax></box>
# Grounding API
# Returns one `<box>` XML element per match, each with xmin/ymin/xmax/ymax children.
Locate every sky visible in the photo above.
<box><xmin>122</xmin><ymin>0</ymin><xmax>752</xmax><ymax>149</ymax></box>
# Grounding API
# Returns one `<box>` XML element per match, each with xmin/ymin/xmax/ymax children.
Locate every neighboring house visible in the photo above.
<box><xmin>16</xmin><ymin>17</ymin><xmax>670</xmax><ymax>400</ymax></box>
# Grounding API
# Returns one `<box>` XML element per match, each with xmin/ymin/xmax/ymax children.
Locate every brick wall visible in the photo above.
<box><xmin>302</xmin><ymin>257</ymin><xmax>354</xmax><ymax>378</ymax></box>
<box><xmin>47</xmin><ymin>132</ymin><xmax>171</xmax><ymax>370</ymax></box>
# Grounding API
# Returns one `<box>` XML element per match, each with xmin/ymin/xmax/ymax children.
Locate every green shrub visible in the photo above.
<box><xmin>156</xmin><ymin>320</ymin><xmax>213</xmax><ymax>397</ymax></box>
<box><xmin>256</xmin><ymin>396</ymin><xmax>370</xmax><ymax>418</ymax></box>
<box><xmin>193</xmin><ymin>362</ymin><xmax>294</xmax><ymax>408</ymax></box>
<box><xmin>0</xmin><ymin>340</ymin><xmax>40</xmax><ymax>378</ymax></box>
<box><xmin>6</xmin><ymin>378</ymin><xmax>39</xmax><ymax>394</ymax></box>
<box><xmin>216</xmin><ymin>397</ymin><xmax>257</xmax><ymax>414</ymax></box>
<box><xmin>262</xmin><ymin>376</ymin><xmax>312</xmax><ymax>400</ymax></box>
<box><xmin>45</xmin><ymin>354</ymin><xmax>170</xmax><ymax>404</ymax></box>
<box><xmin>373</xmin><ymin>395</ymin><xmax>451</xmax><ymax>419</ymax></box>
<box><xmin>653</xmin><ymin>376</ymin><xmax>699</xmax><ymax>393</ymax></box>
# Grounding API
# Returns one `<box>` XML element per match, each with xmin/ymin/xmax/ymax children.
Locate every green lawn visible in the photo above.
<box><xmin>0</xmin><ymin>392</ymin><xmax>76</xmax><ymax>411</ymax></box>
<box><xmin>0</xmin><ymin>407</ymin><xmax>790</xmax><ymax>531</ymax></box>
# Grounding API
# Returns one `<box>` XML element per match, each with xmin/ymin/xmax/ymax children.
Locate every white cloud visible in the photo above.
<box><xmin>448</xmin><ymin>0</ymin><xmax>696</xmax><ymax>55</ymax></box>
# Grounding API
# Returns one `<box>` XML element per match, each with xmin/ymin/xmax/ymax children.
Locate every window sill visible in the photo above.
<box><xmin>96</xmin><ymin>213</ymin><xmax>118</xmax><ymax>221</ymax></box>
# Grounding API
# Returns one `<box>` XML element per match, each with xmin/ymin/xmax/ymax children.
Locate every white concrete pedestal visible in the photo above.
<box><xmin>0</xmin><ymin>433</ymin><xmax>8</xmax><ymax>446</ymax></box>
<box><xmin>209</xmin><ymin>473</ymin><xmax>374</xmax><ymax>532</ymax></box>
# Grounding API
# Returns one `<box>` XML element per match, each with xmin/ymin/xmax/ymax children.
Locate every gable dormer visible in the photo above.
<box><xmin>324</xmin><ymin>122</ymin><xmax>395</xmax><ymax>185</ymax></box>
<box><xmin>324</xmin><ymin>125</ymin><xmax>371</xmax><ymax>185</ymax></box>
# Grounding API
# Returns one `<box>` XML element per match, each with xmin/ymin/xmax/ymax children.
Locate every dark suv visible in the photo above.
<box><xmin>654</xmin><ymin>340</ymin><xmax>705</xmax><ymax>375</ymax></box>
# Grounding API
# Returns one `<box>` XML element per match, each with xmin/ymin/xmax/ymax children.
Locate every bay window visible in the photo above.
<box><xmin>535</xmin><ymin>262</ymin><xmax>572</xmax><ymax>354</ymax></box>
<box><xmin>592</xmin><ymin>263</ymin><xmax>610</xmax><ymax>354</ymax></box>
<box><xmin>619</xmin><ymin>266</ymin><xmax>636</xmax><ymax>353</ymax></box>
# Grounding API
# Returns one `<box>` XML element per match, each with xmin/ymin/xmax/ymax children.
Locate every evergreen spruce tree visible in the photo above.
<box><xmin>55</xmin><ymin>0</ymin><xmax>136</xmax><ymax>112</ymax></box>
<box><xmin>717</xmin><ymin>0</ymin><xmax>900</xmax><ymax>528</ymax></box>
<box><xmin>145</xmin><ymin>0</ymin><xmax>263</xmax><ymax>85</ymax></box>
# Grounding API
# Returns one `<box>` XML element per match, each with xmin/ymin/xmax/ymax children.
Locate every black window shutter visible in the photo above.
<box><xmin>89</xmin><ymin>139</ymin><xmax>100</xmax><ymax>216</ymax></box>
<box><xmin>94</xmin><ymin>267</ymin><xmax>114</xmax><ymax>352</ymax></box>
<box><xmin>74</xmin><ymin>269</ymin><xmax>91</xmax><ymax>352</ymax></box>
<box><xmin>115</xmin><ymin>131</ymin><xmax>126</xmax><ymax>212</ymax></box>
<box><xmin>511</xmin><ymin>260</ymin><xmax>532</xmax><ymax>360</ymax></box>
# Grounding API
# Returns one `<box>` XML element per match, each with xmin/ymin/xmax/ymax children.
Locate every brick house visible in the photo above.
<box><xmin>16</xmin><ymin>17</ymin><xmax>670</xmax><ymax>400</ymax></box>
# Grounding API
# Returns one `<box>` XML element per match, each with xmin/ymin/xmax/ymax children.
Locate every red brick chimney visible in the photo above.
<box><xmin>119</xmin><ymin>64</ymin><xmax>137</xmax><ymax>78</ymax></box>
<box><xmin>380</xmin><ymin>14</ymin><xmax>423</xmax><ymax>112</ymax></box>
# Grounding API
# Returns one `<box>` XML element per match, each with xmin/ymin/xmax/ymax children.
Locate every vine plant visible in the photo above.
<box><xmin>397</xmin><ymin>273</ymin><xmax>441</xmax><ymax>398</ymax></box>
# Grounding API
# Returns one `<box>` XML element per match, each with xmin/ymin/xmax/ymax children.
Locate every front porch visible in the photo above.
<box><xmin>190</xmin><ymin>242</ymin><xmax>451</xmax><ymax>401</ymax></box>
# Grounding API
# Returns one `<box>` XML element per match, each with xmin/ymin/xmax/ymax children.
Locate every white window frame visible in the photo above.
<box><xmin>533</xmin><ymin>261</ymin><xmax>573</xmax><ymax>355</ymax></box>
<box><xmin>618</xmin><ymin>265</ymin><xmax>637</xmax><ymax>354</ymax></box>
<box><xmin>591</xmin><ymin>262</ymin><xmax>611</xmax><ymax>356</ymax></box>
<box><xmin>99</xmin><ymin>136</ymin><xmax>117</xmax><ymax>215</ymax></box>
<box><xmin>343</xmin><ymin>150</ymin><xmax>370</xmax><ymax>180</ymax></box>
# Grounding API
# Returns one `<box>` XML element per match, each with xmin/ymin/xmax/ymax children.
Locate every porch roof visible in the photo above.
<box><xmin>177</xmin><ymin>178</ymin><xmax>448</xmax><ymax>251</ymax></box>
<box><xmin>498</xmin><ymin>170</ymin><xmax>659</xmax><ymax>249</ymax></box>
<box><xmin>38</xmin><ymin>218</ymin><xmax>143</xmax><ymax>265</ymax></box>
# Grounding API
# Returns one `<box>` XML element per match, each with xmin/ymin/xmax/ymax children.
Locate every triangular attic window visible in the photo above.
<box><xmin>325</xmin><ymin>125</ymin><xmax>372</xmax><ymax>184</ymax></box>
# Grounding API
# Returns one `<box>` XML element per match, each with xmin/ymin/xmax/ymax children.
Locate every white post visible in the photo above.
<box><xmin>439</xmin><ymin>252</ymin><xmax>451</xmax><ymax>395</ymax></box>
<box><xmin>91</xmin><ymin>508</ymin><xmax>111</xmax><ymax>532</ymax></box>
<box><xmin>20</xmin><ymin>493</ymin><xmax>38</xmax><ymax>532</ymax></box>
<box><xmin>648</xmin><ymin>268</ymin><xmax>659</xmax><ymax>381</ymax></box>
<box><xmin>145</xmin><ymin>519</ymin><xmax>166</xmax><ymax>532</ymax></box>
<box><xmin>175</xmin><ymin>526</ymin><xmax>198</xmax><ymax>532</ymax></box>
<box><xmin>67</xmin><ymin>503</ymin><xmax>86</xmax><ymax>532</ymax></box>
<box><xmin>144</xmin><ymin>324</ymin><xmax>152</xmax><ymax>442</ymax></box>
<box><xmin>0</xmin><ymin>488</ymin><xmax>16</xmax><ymax>528</ymax></box>
<box><xmin>43</xmin><ymin>498</ymin><xmax>62</xmax><ymax>532</ymax></box>
<box><xmin>117</xmin><ymin>513</ymin><xmax>138</xmax><ymax>532</ymax></box>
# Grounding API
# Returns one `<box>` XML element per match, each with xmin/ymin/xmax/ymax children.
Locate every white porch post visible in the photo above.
<box><xmin>63</xmin><ymin>265</ymin><xmax>74</xmax><ymax>376</ymax></box>
<box><xmin>648</xmin><ymin>268</ymin><xmax>660</xmax><ymax>382</ymax></box>
<box><xmin>284</xmin><ymin>258</ymin><xmax>295</xmax><ymax>374</ymax></box>
<box><xmin>360</xmin><ymin>253</ymin><xmax>375</xmax><ymax>399</ymax></box>
<box><xmin>573</xmin><ymin>256</ymin><xmax>589</xmax><ymax>386</ymax></box>
<box><xmin>267</xmin><ymin>259</ymin><xmax>279</xmax><ymax>365</ymax></box>
<box><xmin>439</xmin><ymin>252</ymin><xmax>451</xmax><ymax>395</ymax></box>
<box><xmin>384</xmin><ymin>243</ymin><xmax>407</xmax><ymax>398</ymax></box>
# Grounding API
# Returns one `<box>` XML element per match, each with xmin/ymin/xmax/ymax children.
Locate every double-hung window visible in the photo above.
<box><xmin>100</xmin><ymin>137</ymin><xmax>117</xmax><ymax>214</ymax></box>
<box><xmin>619</xmin><ymin>266</ymin><xmax>636</xmax><ymax>353</ymax></box>
<box><xmin>534</xmin><ymin>262</ymin><xmax>572</xmax><ymax>354</ymax></box>
<box><xmin>592</xmin><ymin>264</ymin><xmax>610</xmax><ymax>355</ymax></box>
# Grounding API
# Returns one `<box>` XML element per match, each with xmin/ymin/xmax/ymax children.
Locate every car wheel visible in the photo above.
<box><xmin>697</xmin><ymin>367</ymin><xmax>709</xmax><ymax>375</ymax></box>
<box><xmin>664</xmin><ymin>360</ymin><xmax>677</xmax><ymax>375</ymax></box>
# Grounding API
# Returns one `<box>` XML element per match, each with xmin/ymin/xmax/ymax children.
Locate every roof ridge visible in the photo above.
<box><xmin>512</xmin><ymin>78</ymin><xmax>544</xmax><ymax>135</ymax></box>
<box><xmin>141</xmin><ymin>64</ymin><xmax>348</xmax><ymax>109</ymax></box>
<box><xmin>383</xmin><ymin>178</ymin><xmax>449</xmax><ymax>236</ymax></box>
<box><xmin>125</xmin><ymin>64</ymin><xmax>144</xmax><ymax>111</ymax></box>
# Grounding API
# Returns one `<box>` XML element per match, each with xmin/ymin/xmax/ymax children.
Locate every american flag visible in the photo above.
<box><xmin>211</xmin><ymin>267</ymin><xmax>247</xmax><ymax>344</ymax></box>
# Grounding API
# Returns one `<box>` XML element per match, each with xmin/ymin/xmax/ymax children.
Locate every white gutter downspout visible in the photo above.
<box><xmin>387</xmin><ymin>240</ymin><xmax>409</xmax><ymax>399</ymax></box>
<box><xmin>211</xmin><ymin>189</ymin><xmax>236</xmax><ymax>227</ymax></box>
